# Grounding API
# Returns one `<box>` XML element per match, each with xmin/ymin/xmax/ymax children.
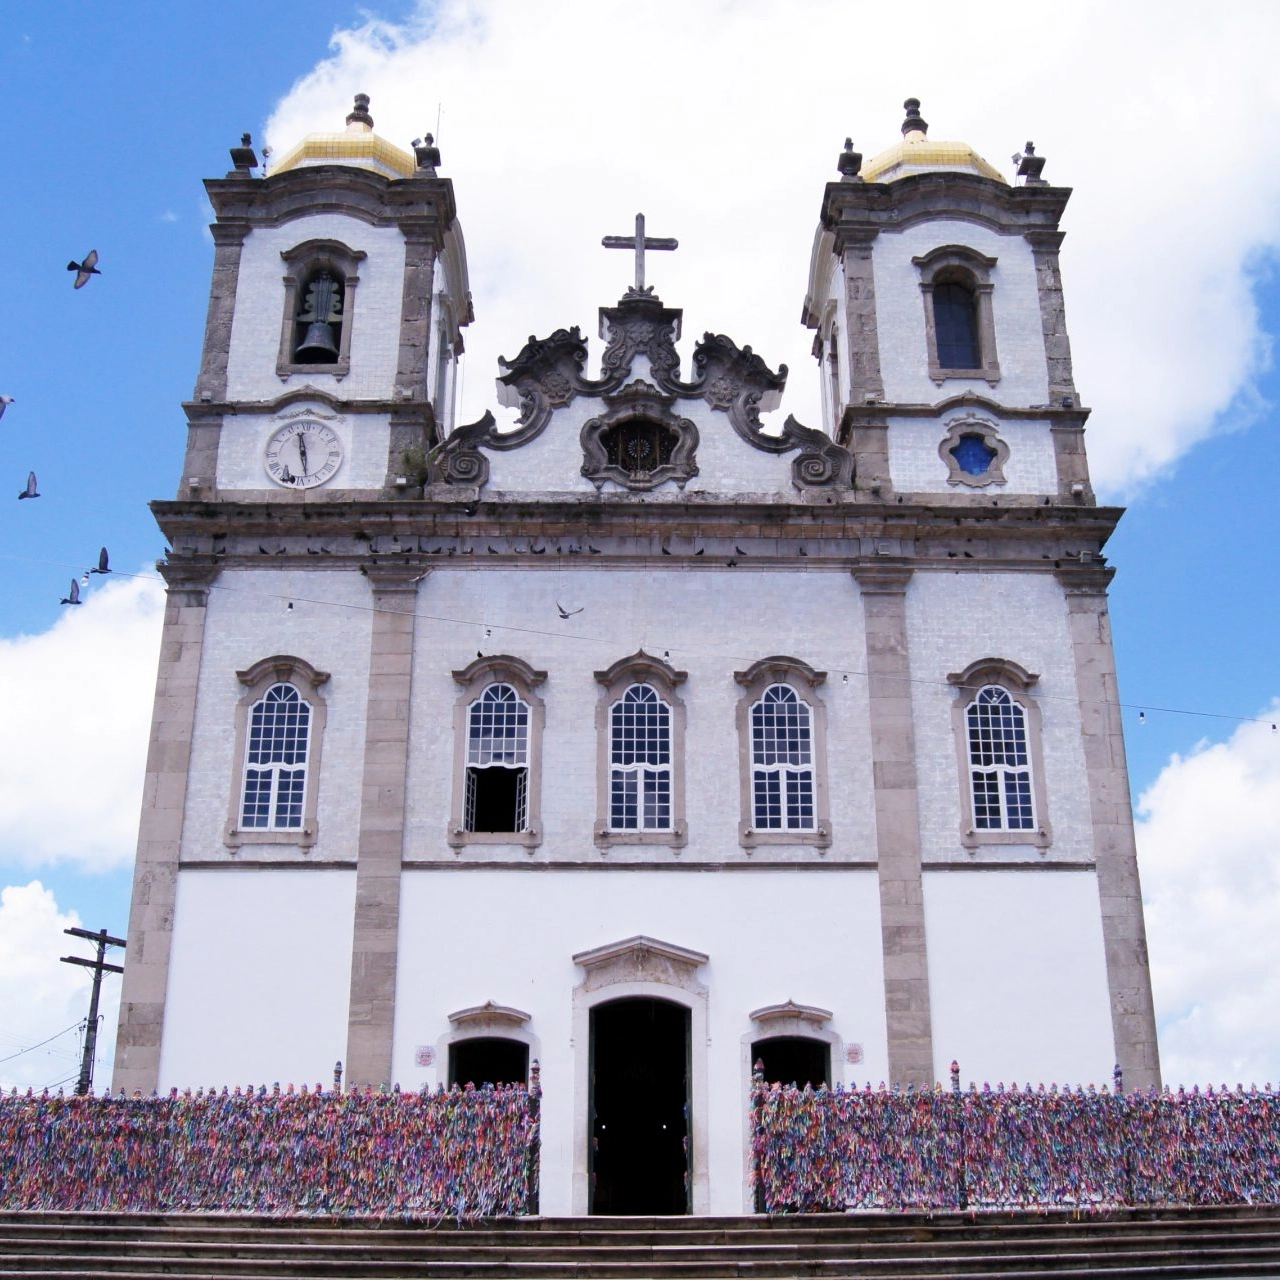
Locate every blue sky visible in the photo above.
<box><xmin>2</xmin><ymin>0</ymin><xmax>1278</xmax><ymax>1090</ymax></box>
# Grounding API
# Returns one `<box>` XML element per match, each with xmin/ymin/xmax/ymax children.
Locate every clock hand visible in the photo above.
<box><xmin>297</xmin><ymin>433</ymin><xmax>309</xmax><ymax>475</ymax></box>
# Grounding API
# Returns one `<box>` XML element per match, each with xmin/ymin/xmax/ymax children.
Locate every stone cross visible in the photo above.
<box><xmin>602</xmin><ymin>213</ymin><xmax>677</xmax><ymax>293</ymax></box>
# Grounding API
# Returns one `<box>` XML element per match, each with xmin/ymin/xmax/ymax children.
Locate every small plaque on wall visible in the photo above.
<box><xmin>415</xmin><ymin>1046</ymin><xmax>436</xmax><ymax>1067</ymax></box>
<box><xmin>845</xmin><ymin>1044</ymin><xmax>864</xmax><ymax>1065</ymax></box>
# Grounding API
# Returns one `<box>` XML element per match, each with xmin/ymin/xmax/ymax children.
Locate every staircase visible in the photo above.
<box><xmin>3</xmin><ymin>1208</ymin><xmax>1280</xmax><ymax>1277</ymax></box>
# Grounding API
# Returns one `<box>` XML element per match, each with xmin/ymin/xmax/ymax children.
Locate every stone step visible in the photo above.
<box><xmin>2</xmin><ymin>1242</ymin><xmax>1280</xmax><ymax>1278</ymax></box>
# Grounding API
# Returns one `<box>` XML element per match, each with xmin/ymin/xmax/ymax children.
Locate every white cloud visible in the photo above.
<box><xmin>0</xmin><ymin>572</ymin><xmax>164</xmax><ymax>872</ymax></box>
<box><xmin>1137</xmin><ymin>705</ymin><xmax>1280</xmax><ymax>1085</ymax></box>
<box><xmin>264</xmin><ymin>0</ymin><xmax>1280</xmax><ymax>498</ymax></box>
<box><xmin>0</xmin><ymin>882</ymin><xmax>119</xmax><ymax>1093</ymax></box>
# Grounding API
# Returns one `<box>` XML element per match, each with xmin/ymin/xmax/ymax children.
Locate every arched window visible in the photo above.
<box><xmin>241</xmin><ymin>683</ymin><xmax>310</xmax><ymax>829</ymax></box>
<box><xmin>966</xmin><ymin>687</ymin><xmax>1034</xmax><ymax>830</ymax></box>
<box><xmin>750</xmin><ymin>685</ymin><xmax>814</xmax><ymax>831</ymax></box>
<box><xmin>226</xmin><ymin>655</ymin><xmax>329</xmax><ymax>849</ymax></box>
<box><xmin>948</xmin><ymin>659</ymin><xmax>1051</xmax><ymax>850</ymax></box>
<box><xmin>734</xmin><ymin>658</ymin><xmax>831</xmax><ymax>849</ymax></box>
<box><xmin>912</xmin><ymin>245</ymin><xmax>1001</xmax><ymax>385</ymax></box>
<box><xmin>594</xmin><ymin>652</ymin><xmax>687</xmax><ymax>848</ymax></box>
<box><xmin>277</xmin><ymin>239</ymin><xmax>365</xmax><ymax>380</ymax></box>
<box><xmin>449</xmin><ymin>656</ymin><xmax>546</xmax><ymax>849</ymax></box>
<box><xmin>610</xmin><ymin>684</ymin><xmax>672</xmax><ymax>831</ymax></box>
<box><xmin>932</xmin><ymin>281</ymin><xmax>980</xmax><ymax>370</ymax></box>
<box><xmin>465</xmin><ymin>683</ymin><xmax>530</xmax><ymax>833</ymax></box>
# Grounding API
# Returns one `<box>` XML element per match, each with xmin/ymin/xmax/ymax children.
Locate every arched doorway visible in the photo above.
<box><xmin>448</xmin><ymin>1036</ymin><xmax>529</xmax><ymax>1088</ymax></box>
<box><xmin>751</xmin><ymin>1035</ymin><xmax>831</xmax><ymax>1089</ymax></box>
<box><xmin>590</xmin><ymin>997</ymin><xmax>690</xmax><ymax>1214</ymax></box>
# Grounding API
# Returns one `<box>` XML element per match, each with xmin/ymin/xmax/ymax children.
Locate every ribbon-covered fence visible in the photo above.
<box><xmin>0</xmin><ymin>1077</ymin><xmax>539</xmax><ymax>1218</ymax></box>
<box><xmin>752</xmin><ymin>1071</ymin><xmax>1280</xmax><ymax>1213</ymax></box>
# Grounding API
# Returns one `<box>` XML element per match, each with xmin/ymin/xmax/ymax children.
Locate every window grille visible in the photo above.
<box><xmin>967</xmin><ymin>686</ymin><xmax>1035</xmax><ymax>830</ymax></box>
<box><xmin>609</xmin><ymin>684</ymin><xmax>671</xmax><ymax>829</ymax></box>
<box><xmin>241</xmin><ymin>683</ymin><xmax>310</xmax><ymax>829</ymax></box>
<box><xmin>465</xmin><ymin>683</ymin><xmax>530</xmax><ymax>832</ymax></box>
<box><xmin>751</xmin><ymin>685</ymin><xmax>815</xmax><ymax>830</ymax></box>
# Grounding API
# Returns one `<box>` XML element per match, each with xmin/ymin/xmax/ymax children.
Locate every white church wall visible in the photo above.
<box><xmin>392</xmin><ymin>866</ymin><xmax>888</xmax><ymax>1215</ymax></box>
<box><xmin>180</xmin><ymin>568</ymin><xmax>372</xmax><ymax>863</ymax></box>
<box><xmin>922</xmin><ymin>869</ymin><xmax>1116</xmax><ymax>1085</ymax></box>
<box><xmin>226</xmin><ymin>215</ymin><xmax>406</xmax><ymax>402</ymax></box>
<box><xmin>215</xmin><ymin>407</ymin><xmax>391</xmax><ymax>493</ymax></box>
<box><xmin>160</xmin><ymin>868</ymin><xmax>356</xmax><ymax>1087</ymax></box>
<box><xmin>402</xmin><ymin>567</ymin><xmax>877</xmax><ymax>863</ymax></box>
<box><xmin>905</xmin><ymin>571</ymin><xmax>1094</xmax><ymax>863</ymax></box>
<box><xmin>872</xmin><ymin>223</ymin><xmax>1049</xmax><ymax>408</ymax></box>
<box><xmin>887</xmin><ymin>414</ymin><xmax>1058</xmax><ymax>495</ymax></box>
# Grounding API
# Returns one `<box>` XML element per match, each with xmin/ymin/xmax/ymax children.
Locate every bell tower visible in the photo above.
<box><xmin>114</xmin><ymin>96</ymin><xmax>473</xmax><ymax>1093</ymax></box>
<box><xmin>183</xmin><ymin>94</ymin><xmax>471</xmax><ymax>501</ymax></box>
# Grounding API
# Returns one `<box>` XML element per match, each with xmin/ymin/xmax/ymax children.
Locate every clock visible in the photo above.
<box><xmin>264</xmin><ymin>420</ymin><xmax>343</xmax><ymax>489</ymax></box>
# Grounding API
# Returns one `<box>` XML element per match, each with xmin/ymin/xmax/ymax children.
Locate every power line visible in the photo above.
<box><xmin>0</xmin><ymin>1020</ymin><xmax>84</xmax><ymax>1066</ymax></box>
<box><xmin>1</xmin><ymin>553</ymin><xmax>1277</xmax><ymax>733</ymax></box>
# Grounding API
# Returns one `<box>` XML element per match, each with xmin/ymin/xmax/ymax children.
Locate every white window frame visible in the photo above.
<box><xmin>594</xmin><ymin>652</ymin><xmax>687</xmax><ymax>849</ymax></box>
<box><xmin>449</xmin><ymin>656</ymin><xmax>546</xmax><ymax>851</ymax></box>
<box><xmin>225</xmin><ymin>655</ymin><xmax>329</xmax><ymax>849</ymax></box>
<box><xmin>734</xmin><ymin>657</ymin><xmax>831</xmax><ymax>850</ymax></box>
<box><xmin>948</xmin><ymin>658</ymin><xmax>1051</xmax><ymax>850</ymax></box>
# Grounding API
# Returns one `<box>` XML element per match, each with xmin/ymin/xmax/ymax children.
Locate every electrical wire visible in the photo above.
<box><xmin>1</xmin><ymin>551</ymin><xmax>1277</xmax><ymax>732</ymax></box>
<box><xmin>0</xmin><ymin>1020</ymin><xmax>84</xmax><ymax>1067</ymax></box>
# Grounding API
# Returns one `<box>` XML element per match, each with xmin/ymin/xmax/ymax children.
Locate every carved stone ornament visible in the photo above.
<box><xmin>581</xmin><ymin>380</ymin><xmax>698</xmax><ymax>490</ymax></box>
<box><xmin>749</xmin><ymin>999</ymin><xmax>833</xmax><ymax>1028</ymax></box>
<box><xmin>572</xmin><ymin>935</ymin><xmax>708</xmax><ymax>994</ymax></box>
<box><xmin>447</xmin><ymin>1000</ymin><xmax>531</xmax><ymax>1029</ymax></box>
<box><xmin>430</xmin><ymin>290</ymin><xmax>854</xmax><ymax>493</ymax></box>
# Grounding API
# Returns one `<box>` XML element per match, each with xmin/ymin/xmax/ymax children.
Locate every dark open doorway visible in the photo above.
<box><xmin>590</xmin><ymin>997</ymin><xmax>690</xmax><ymax>1215</ymax></box>
<box><xmin>752</xmin><ymin>1036</ymin><xmax>830</xmax><ymax>1089</ymax></box>
<box><xmin>449</xmin><ymin>1037</ymin><xmax>529</xmax><ymax>1088</ymax></box>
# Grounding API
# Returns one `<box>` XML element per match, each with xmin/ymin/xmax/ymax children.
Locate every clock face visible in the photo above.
<box><xmin>264</xmin><ymin>420</ymin><xmax>343</xmax><ymax>489</ymax></box>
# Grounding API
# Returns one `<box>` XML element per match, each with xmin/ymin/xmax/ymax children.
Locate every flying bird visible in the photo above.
<box><xmin>60</xmin><ymin>579</ymin><xmax>82</xmax><ymax>606</ymax></box>
<box><xmin>68</xmin><ymin>250</ymin><xmax>100</xmax><ymax>288</ymax></box>
<box><xmin>90</xmin><ymin>547</ymin><xmax>110</xmax><ymax>574</ymax></box>
<box><xmin>17</xmin><ymin>471</ymin><xmax>38</xmax><ymax>500</ymax></box>
<box><xmin>0</xmin><ymin>395</ymin><xmax>13</xmax><ymax>420</ymax></box>
<box><xmin>556</xmin><ymin>602</ymin><xmax>584</xmax><ymax>619</ymax></box>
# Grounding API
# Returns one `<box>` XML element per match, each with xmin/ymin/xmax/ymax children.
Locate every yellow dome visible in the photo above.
<box><xmin>860</xmin><ymin>99</ymin><xmax>1006</xmax><ymax>184</ymax></box>
<box><xmin>270</xmin><ymin>94</ymin><xmax>415</xmax><ymax>181</ymax></box>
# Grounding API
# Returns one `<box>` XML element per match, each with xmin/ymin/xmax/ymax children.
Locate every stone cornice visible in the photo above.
<box><xmin>149</xmin><ymin>496</ymin><xmax>1124</xmax><ymax>584</ymax></box>
<box><xmin>204</xmin><ymin>165</ymin><xmax>458</xmax><ymax>240</ymax></box>
<box><xmin>821</xmin><ymin>173</ymin><xmax>1071</xmax><ymax>252</ymax></box>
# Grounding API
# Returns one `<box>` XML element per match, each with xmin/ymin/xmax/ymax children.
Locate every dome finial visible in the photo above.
<box><xmin>413</xmin><ymin>132</ymin><xmax>442</xmax><ymax>174</ymax></box>
<box><xmin>837</xmin><ymin>137</ymin><xmax>863</xmax><ymax>181</ymax></box>
<box><xmin>901</xmin><ymin>97</ymin><xmax>928</xmax><ymax>138</ymax></box>
<box><xmin>346</xmin><ymin>93</ymin><xmax>374</xmax><ymax>131</ymax></box>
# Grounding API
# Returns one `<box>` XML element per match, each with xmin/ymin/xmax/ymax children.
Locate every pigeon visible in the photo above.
<box><xmin>90</xmin><ymin>547</ymin><xmax>110</xmax><ymax>574</ymax></box>
<box><xmin>60</xmin><ymin>579</ymin><xmax>82</xmax><ymax>606</ymax></box>
<box><xmin>17</xmin><ymin>471</ymin><xmax>38</xmax><ymax>500</ymax></box>
<box><xmin>68</xmin><ymin>250</ymin><xmax>100</xmax><ymax>289</ymax></box>
<box><xmin>735</xmin><ymin>545</ymin><xmax>748</xmax><ymax>556</ymax></box>
<box><xmin>556</xmin><ymin>602</ymin><xmax>584</xmax><ymax>619</ymax></box>
<box><xmin>0</xmin><ymin>395</ymin><xmax>13</xmax><ymax>420</ymax></box>
<box><xmin>587</xmin><ymin>544</ymin><xmax>602</xmax><ymax>554</ymax></box>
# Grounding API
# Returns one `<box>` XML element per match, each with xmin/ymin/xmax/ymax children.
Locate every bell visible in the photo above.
<box><xmin>295</xmin><ymin>321</ymin><xmax>339</xmax><ymax>363</ymax></box>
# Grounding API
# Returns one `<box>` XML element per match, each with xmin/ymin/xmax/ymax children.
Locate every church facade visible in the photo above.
<box><xmin>114</xmin><ymin>95</ymin><xmax>1159</xmax><ymax>1215</ymax></box>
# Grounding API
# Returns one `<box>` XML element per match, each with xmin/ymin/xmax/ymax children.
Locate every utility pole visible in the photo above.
<box><xmin>60</xmin><ymin>927</ymin><xmax>125</xmax><ymax>1095</ymax></box>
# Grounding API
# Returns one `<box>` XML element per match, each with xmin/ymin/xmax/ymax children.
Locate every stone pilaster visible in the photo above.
<box><xmin>387</xmin><ymin>229</ymin><xmax>439</xmax><ymax>486</ymax></box>
<box><xmin>840</xmin><ymin>232</ymin><xmax>885</xmax><ymax>406</ymax></box>
<box><xmin>1027</xmin><ymin>229</ymin><xmax>1077</xmax><ymax>406</ymax></box>
<box><xmin>345</xmin><ymin>566</ymin><xmax>423</xmax><ymax>1087</ymax></box>
<box><xmin>853</xmin><ymin>565</ymin><xmax>934</xmax><ymax>1086</ymax></box>
<box><xmin>113</xmin><ymin>563</ymin><xmax>217</xmax><ymax>1094</ymax></box>
<box><xmin>1060</xmin><ymin>569</ymin><xmax>1161</xmax><ymax>1090</ymax></box>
